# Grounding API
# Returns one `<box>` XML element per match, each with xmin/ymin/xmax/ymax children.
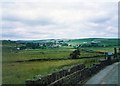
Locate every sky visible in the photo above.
<box><xmin>1</xmin><ymin>0</ymin><xmax>119</xmax><ymax>40</ymax></box>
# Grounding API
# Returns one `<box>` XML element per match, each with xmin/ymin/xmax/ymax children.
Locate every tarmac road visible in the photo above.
<box><xmin>85</xmin><ymin>62</ymin><xmax>120</xmax><ymax>84</ymax></box>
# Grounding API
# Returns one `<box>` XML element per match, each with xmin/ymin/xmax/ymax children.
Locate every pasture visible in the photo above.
<box><xmin>85</xmin><ymin>46</ymin><xmax>120</xmax><ymax>52</ymax></box>
<box><xmin>2</xmin><ymin>48</ymin><xmax>103</xmax><ymax>84</ymax></box>
<box><xmin>2</xmin><ymin>38</ymin><xmax>119</xmax><ymax>84</ymax></box>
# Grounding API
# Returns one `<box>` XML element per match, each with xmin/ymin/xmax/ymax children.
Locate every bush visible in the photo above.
<box><xmin>69</xmin><ymin>49</ymin><xmax>80</xmax><ymax>59</ymax></box>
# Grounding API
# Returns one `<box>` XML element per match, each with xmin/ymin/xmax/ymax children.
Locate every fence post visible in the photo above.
<box><xmin>118</xmin><ymin>48</ymin><xmax>120</xmax><ymax>54</ymax></box>
<box><xmin>114</xmin><ymin>48</ymin><xmax>117</xmax><ymax>58</ymax></box>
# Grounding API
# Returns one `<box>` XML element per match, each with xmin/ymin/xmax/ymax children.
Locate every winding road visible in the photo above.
<box><xmin>85</xmin><ymin>62</ymin><xmax>120</xmax><ymax>84</ymax></box>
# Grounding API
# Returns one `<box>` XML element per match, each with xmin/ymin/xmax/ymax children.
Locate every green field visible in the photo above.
<box><xmin>85</xmin><ymin>46</ymin><xmax>120</xmax><ymax>52</ymax></box>
<box><xmin>68</xmin><ymin>38</ymin><xmax>119</xmax><ymax>46</ymax></box>
<box><xmin>2</xmin><ymin>48</ymin><xmax>102</xmax><ymax>84</ymax></box>
<box><xmin>3</xmin><ymin>60</ymin><xmax>81</xmax><ymax>84</ymax></box>
<box><xmin>2</xmin><ymin>48</ymin><xmax>72</xmax><ymax>62</ymax></box>
<box><xmin>3</xmin><ymin>58</ymin><xmax>102</xmax><ymax>84</ymax></box>
<box><xmin>3</xmin><ymin>48</ymin><xmax>103</xmax><ymax>62</ymax></box>
<box><xmin>2</xmin><ymin>38</ymin><xmax>119</xmax><ymax>84</ymax></box>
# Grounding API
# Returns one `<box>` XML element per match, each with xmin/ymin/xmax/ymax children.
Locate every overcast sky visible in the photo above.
<box><xmin>1</xmin><ymin>0</ymin><xmax>118</xmax><ymax>40</ymax></box>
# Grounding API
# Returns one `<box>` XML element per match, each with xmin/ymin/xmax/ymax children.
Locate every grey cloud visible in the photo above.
<box><xmin>90</xmin><ymin>17</ymin><xmax>111</xmax><ymax>24</ymax></box>
<box><xmin>2</xmin><ymin>1</ymin><xmax>118</xmax><ymax>40</ymax></box>
<box><xmin>2</xmin><ymin>15</ymin><xmax>55</xmax><ymax>26</ymax></box>
<box><xmin>2</xmin><ymin>33</ymin><xmax>24</xmax><ymax>39</ymax></box>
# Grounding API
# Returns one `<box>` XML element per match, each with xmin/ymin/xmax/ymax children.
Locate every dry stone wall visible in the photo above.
<box><xmin>26</xmin><ymin>59</ymin><xmax>119</xmax><ymax>86</ymax></box>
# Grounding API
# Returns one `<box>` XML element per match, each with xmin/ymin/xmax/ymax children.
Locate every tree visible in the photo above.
<box><xmin>69</xmin><ymin>49</ymin><xmax>80</xmax><ymax>59</ymax></box>
<box><xmin>20</xmin><ymin>46</ymin><xmax>26</xmax><ymax>50</ymax></box>
<box><xmin>26</xmin><ymin>43</ymin><xmax>39</xmax><ymax>49</ymax></box>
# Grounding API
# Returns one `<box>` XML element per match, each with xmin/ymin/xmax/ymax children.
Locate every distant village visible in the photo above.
<box><xmin>2</xmin><ymin>39</ymin><xmax>114</xmax><ymax>51</ymax></box>
<box><xmin>2</xmin><ymin>39</ymin><xmax>118</xmax><ymax>51</ymax></box>
<box><xmin>16</xmin><ymin>39</ymin><xmax>72</xmax><ymax>50</ymax></box>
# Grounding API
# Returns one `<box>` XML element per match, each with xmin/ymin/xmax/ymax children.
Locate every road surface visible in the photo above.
<box><xmin>85</xmin><ymin>62</ymin><xmax>120</xmax><ymax>84</ymax></box>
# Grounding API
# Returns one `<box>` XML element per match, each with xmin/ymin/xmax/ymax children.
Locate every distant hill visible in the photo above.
<box><xmin>67</xmin><ymin>38</ymin><xmax>119</xmax><ymax>46</ymax></box>
<box><xmin>2</xmin><ymin>38</ymin><xmax>120</xmax><ymax>46</ymax></box>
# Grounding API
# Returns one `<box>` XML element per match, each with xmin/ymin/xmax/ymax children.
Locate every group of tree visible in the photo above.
<box><xmin>19</xmin><ymin>43</ymin><xmax>39</xmax><ymax>50</ymax></box>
